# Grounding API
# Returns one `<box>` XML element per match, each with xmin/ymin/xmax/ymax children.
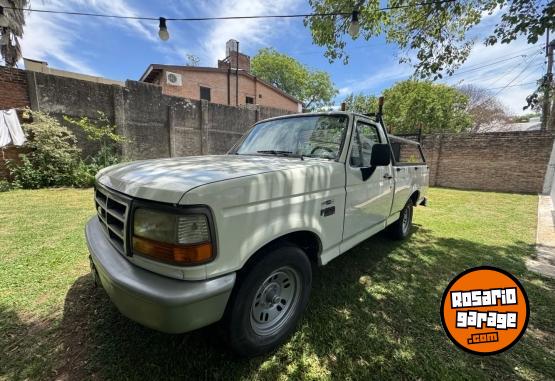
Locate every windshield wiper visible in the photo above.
<box><xmin>256</xmin><ymin>150</ymin><xmax>304</xmax><ymax>160</ymax></box>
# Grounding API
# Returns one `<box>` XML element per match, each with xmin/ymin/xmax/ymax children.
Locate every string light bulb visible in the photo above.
<box><xmin>158</xmin><ymin>17</ymin><xmax>169</xmax><ymax>41</ymax></box>
<box><xmin>348</xmin><ymin>10</ymin><xmax>360</xmax><ymax>38</ymax></box>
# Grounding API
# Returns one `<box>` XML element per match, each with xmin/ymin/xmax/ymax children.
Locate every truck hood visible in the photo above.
<box><xmin>96</xmin><ymin>155</ymin><xmax>317</xmax><ymax>203</ymax></box>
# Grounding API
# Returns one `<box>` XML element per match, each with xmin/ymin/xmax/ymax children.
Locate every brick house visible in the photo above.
<box><xmin>139</xmin><ymin>40</ymin><xmax>303</xmax><ymax>113</ymax></box>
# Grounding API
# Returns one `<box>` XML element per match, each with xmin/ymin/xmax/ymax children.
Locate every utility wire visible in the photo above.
<box><xmin>449</xmin><ymin>55</ymin><xmax>529</xmax><ymax>77</ymax></box>
<box><xmin>490</xmin><ymin>55</ymin><xmax>539</xmax><ymax>94</ymax></box>
<box><xmin>449</xmin><ymin>46</ymin><xmax>542</xmax><ymax>77</ymax></box>
<box><xmin>454</xmin><ymin>53</ymin><xmax>543</xmax><ymax>85</ymax></box>
<box><xmin>486</xmin><ymin>81</ymin><xmax>538</xmax><ymax>90</ymax></box>
<box><xmin>474</xmin><ymin>55</ymin><xmax>539</xmax><ymax>107</ymax></box>
<box><xmin>3</xmin><ymin>0</ymin><xmax>456</xmax><ymax>21</ymax></box>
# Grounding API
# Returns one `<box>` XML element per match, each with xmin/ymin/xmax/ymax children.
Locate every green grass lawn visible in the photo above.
<box><xmin>1</xmin><ymin>188</ymin><xmax>554</xmax><ymax>380</ymax></box>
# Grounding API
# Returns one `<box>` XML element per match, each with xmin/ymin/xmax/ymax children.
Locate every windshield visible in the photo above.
<box><xmin>235</xmin><ymin>115</ymin><xmax>348</xmax><ymax>159</ymax></box>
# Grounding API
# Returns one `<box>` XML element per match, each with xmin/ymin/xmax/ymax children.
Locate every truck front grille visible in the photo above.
<box><xmin>95</xmin><ymin>185</ymin><xmax>131</xmax><ymax>255</ymax></box>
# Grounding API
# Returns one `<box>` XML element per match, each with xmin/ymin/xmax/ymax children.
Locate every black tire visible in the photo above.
<box><xmin>387</xmin><ymin>200</ymin><xmax>413</xmax><ymax>240</ymax></box>
<box><xmin>224</xmin><ymin>243</ymin><xmax>312</xmax><ymax>357</ymax></box>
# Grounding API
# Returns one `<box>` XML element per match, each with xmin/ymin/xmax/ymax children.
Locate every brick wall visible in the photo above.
<box><xmin>421</xmin><ymin>131</ymin><xmax>555</xmax><ymax>194</ymax></box>
<box><xmin>159</xmin><ymin>68</ymin><xmax>300</xmax><ymax>112</ymax></box>
<box><xmin>0</xmin><ymin>67</ymin><xmax>30</xmax><ymax>109</ymax></box>
<box><xmin>218</xmin><ymin>52</ymin><xmax>251</xmax><ymax>72</ymax></box>
<box><xmin>0</xmin><ymin>145</ymin><xmax>29</xmax><ymax>179</ymax></box>
<box><xmin>9</xmin><ymin>66</ymin><xmax>555</xmax><ymax>194</ymax></box>
<box><xmin>0</xmin><ymin>67</ymin><xmax>30</xmax><ymax>179</ymax></box>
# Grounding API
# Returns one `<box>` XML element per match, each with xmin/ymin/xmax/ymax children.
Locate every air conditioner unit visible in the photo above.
<box><xmin>166</xmin><ymin>71</ymin><xmax>182</xmax><ymax>86</ymax></box>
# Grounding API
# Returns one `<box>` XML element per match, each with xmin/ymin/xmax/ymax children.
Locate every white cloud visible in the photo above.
<box><xmin>338</xmin><ymin>62</ymin><xmax>414</xmax><ymax>97</ymax></box>
<box><xmin>16</xmin><ymin>0</ymin><xmax>305</xmax><ymax>75</ymax></box>
<box><xmin>438</xmin><ymin>9</ymin><xmax>546</xmax><ymax>115</ymax></box>
<box><xmin>443</xmin><ymin>38</ymin><xmax>545</xmax><ymax>115</ymax></box>
<box><xmin>199</xmin><ymin>0</ymin><xmax>301</xmax><ymax>65</ymax></box>
<box><xmin>82</xmin><ymin>0</ymin><xmax>156</xmax><ymax>42</ymax></box>
<box><xmin>19</xmin><ymin>11</ymin><xmax>100</xmax><ymax>75</ymax></box>
<box><xmin>18</xmin><ymin>0</ymin><xmax>155</xmax><ymax>75</ymax></box>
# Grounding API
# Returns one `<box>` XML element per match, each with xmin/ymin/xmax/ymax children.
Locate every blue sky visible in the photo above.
<box><xmin>17</xmin><ymin>0</ymin><xmax>547</xmax><ymax>114</ymax></box>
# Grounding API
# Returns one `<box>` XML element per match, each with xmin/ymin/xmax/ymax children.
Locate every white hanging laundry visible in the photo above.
<box><xmin>0</xmin><ymin>109</ymin><xmax>26</xmax><ymax>147</ymax></box>
<box><xmin>0</xmin><ymin>111</ymin><xmax>11</xmax><ymax>147</ymax></box>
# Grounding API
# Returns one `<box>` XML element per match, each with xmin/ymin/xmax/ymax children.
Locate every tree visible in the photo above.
<box><xmin>185</xmin><ymin>54</ymin><xmax>200</xmax><ymax>66</ymax></box>
<box><xmin>458</xmin><ymin>84</ymin><xmax>511</xmax><ymax>132</ymax></box>
<box><xmin>345</xmin><ymin>80</ymin><xmax>472</xmax><ymax>134</ymax></box>
<box><xmin>251</xmin><ymin>48</ymin><xmax>338</xmax><ymax>110</ymax></box>
<box><xmin>343</xmin><ymin>93</ymin><xmax>378</xmax><ymax>113</ymax></box>
<box><xmin>305</xmin><ymin>0</ymin><xmax>554</xmax><ymax>79</ymax></box>
<box><xmin>0</xmin><ymin>0</ymin><xmax>29</xmax><ymax>67</ymax></box>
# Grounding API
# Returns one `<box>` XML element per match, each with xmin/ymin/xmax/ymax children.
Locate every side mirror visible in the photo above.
<box><xmin>360</xmin><ymin>144</ymin><xmax>391</xmax><ymax>181</ymax></box>
<box><xmin>370</xmin><ymin>144</ymin><xmax>391</xmax><ymax>166</ymax></box>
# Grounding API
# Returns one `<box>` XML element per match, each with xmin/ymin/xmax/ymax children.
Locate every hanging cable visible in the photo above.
<box><xmin>486</xmin><ymin>81</ymin><xmax>538</xmax><ymax>90</ymax></box>
<box><xmin>449</xmin><ymin>47</ymin><xmax>543</xmax><ymax>78</ymax></box>
<box><xmin>3</xmin><ymin>0</ymin><xmax>456</xmax><ymax>40</ymax></box>
<box><xmin>474</xmin><ymin>55</ymin><xmax>540</xmax><ymax>108</ymax></box>
<box><xmin>452</xmin><ymin>52</ymin><xmax>543</xmax><ymax>85</ymax></box>
<box><xmin>3</xmin><ymin>0</ymin><xmax>456</xmax><ymax>21</ymax></box>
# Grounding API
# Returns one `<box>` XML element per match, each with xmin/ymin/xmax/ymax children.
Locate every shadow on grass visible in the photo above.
<box><xmin>4</xmin><ymin>226</ymin><xmax>554</xmax><ymax>380</ymax></box>
<box><xmin>0</xmin><ymin>307</ymin><xmax>59</xmax><ymax>380</ymax></box>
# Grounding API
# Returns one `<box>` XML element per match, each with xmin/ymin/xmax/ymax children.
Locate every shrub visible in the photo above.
<box><xmin>64</xmin><ymin>112</ymin><xmax>126</xmax><ymax>187</ymax></box>
<box><xmin>71</xmin><ymin>161</ymin><xmax>97</xmax><ymax>188</ymax></box>
<box><xmin>8</xmin><ymin>110</ymin><xmax>126</xmax><ymax>189</ymax></box>
<box><xmin>71</xmin><ymin>147</ymin><xmax>122</xmax><ymax>188</ymax></box>
<box><xmin>0</xmin><ymin>179</ymin><xmax>15</xmax><ymax>192</ymax></box>
<box><xmin>64</xmin><ymin>112</ymin><xmax>126</xmax><ymax>167</ymax></box>
<box><xmin>8</xmin><ymin>112</ymin><xmax>81</xmax><ymax>189</ymax></box>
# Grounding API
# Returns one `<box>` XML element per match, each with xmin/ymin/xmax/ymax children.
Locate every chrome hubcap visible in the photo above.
<box><xmin>250</xmin><ymin>266</ymin><xmax>301</xmax><ymax>336</ymax></box>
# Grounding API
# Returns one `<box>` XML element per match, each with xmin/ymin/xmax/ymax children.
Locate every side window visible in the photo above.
<box><xmin>390</xmin><ymin>140</ymin><xmax>426</xmax><ymax>164</ymax></box>
<box><xmin>200</xmin><ymin>86</ymin><xmax>211</xmax><ymax>101</ymax></box>
<box><xmin>350</xmin><ymin>122</ymin><xmax>381</xmax><ymax>167</ymax></box>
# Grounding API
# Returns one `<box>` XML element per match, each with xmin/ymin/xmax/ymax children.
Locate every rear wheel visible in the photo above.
<box><xmin>387</xmin><ymin>200</ymin><xmax>413</xmax><ymax>240</ymax></box>
<box><xmin>224</xmin><ymin>244</ymin><xmax>312</xmax><ymax>357</ymax></box>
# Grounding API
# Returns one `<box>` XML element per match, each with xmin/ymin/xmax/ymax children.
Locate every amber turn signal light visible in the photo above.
<box><xmin>132</xmin><ymin>236</ymin><xmax>213</xmax><ymax>265</ymax></box>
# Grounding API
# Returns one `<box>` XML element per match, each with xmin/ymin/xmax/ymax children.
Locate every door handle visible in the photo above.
<box><xmin>383</xmin><ymin>174</ymin><xmax>393</xmax><ymax>179</ymax></box>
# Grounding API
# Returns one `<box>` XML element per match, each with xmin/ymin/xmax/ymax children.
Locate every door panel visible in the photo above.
<box><xmin>390</xmin><ymin>139</ymin><xmax>429</xmax><ymax>211</ymax></box>
<box><xmin>391</xmin><ymin>166</ymin><xmax>412</xmax><ymax>213</ymax></box>
<box><xmin>343</xmin><ymin>120</ymin><xmax>394</xmax><ymax>241</ymax></box>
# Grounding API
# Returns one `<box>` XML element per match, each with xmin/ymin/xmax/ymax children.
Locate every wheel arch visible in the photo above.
<box><xmin>409</xmin><ymin>190</ymin><xmax>420</xmax><ymax>206</ymax></box>
<box><xmin>240</xmin><ymin>230</ymin><xmax>322</xmax><ymax>272</ymax></box>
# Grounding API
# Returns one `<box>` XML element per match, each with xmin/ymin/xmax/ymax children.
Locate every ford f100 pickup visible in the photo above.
<box><xmin>86</xmin><ymin>108</ymin><xmax>429</xmax><ymax>356</ymax></box>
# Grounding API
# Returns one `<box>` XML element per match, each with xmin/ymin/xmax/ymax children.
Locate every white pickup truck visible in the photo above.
<box><xmin>86</xmin><ymin>109</ymin><xmax>428</xmax><ymax>356</ymax></box>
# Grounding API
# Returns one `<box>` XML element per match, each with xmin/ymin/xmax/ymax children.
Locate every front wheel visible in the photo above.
<box><xmin>387</xmin><ymin>200</ymin><xmax>413</xmax><ymax>240</ymax></box>
<box><xmin>224</xmin><ymin>244</ymin><xmax>312</xmax><ymax>357</ymax></box>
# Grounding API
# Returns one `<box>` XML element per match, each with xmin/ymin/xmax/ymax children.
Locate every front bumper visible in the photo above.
<box><xmin>85</xmin><ymin>217</ymin><xmax>236</xmax><ymax>333</ymax></box>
